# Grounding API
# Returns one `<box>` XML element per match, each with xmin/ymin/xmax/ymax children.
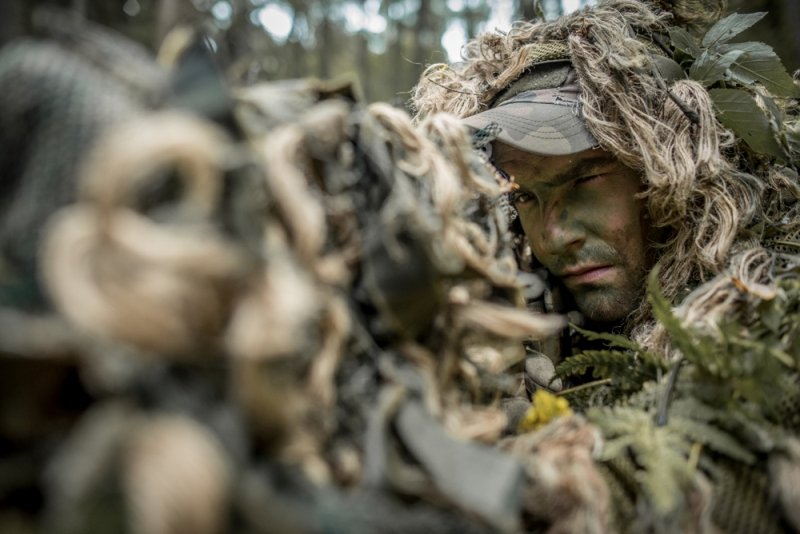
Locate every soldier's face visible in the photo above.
<box><xmin>493</xmin><ymin>143</ymin><xmax>654</xmax><ymax>325</ymax></box>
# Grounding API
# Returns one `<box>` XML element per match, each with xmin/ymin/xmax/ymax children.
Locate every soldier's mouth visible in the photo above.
<box><xmin>560</xmin><ymin>265</ymin><xmax>615</xmax><ymax>285</ymax></box>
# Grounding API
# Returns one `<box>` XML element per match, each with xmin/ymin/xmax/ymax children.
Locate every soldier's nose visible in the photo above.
<box><xmin>541</xmin><ymin>204</ymin><xmax>584</xmax><ymax>254</ymax></box>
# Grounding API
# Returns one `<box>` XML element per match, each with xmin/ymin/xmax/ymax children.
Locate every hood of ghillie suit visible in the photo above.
<box><xmin>412</xmin><ymin>0</ymin><xmax>799</xmax><ymax>352</ymax></box>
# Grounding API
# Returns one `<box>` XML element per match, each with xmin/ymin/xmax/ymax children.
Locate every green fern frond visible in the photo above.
<box><xmin>558</xmin><ymin>380</ymin><xmax>616</xmax><ymax>409</ymax></box>
<box><xmin>562</xmin><ymin>271</ymin><xmax>800</xmax><ymax>522</ymax></box>
<box><xmin>647</xmin><ymin>268</ymin><xmax>715</xmax><ymax>364</ymax></box>
<box><xmin>669</xmin><ymin>416</ymin><xmax>756</xmax><ymax>464</ymax></box>
<box><xmin>587</xmin><ymin>405</ymin><xmax>649</xmax><ymax>440</ymax></box>
<box><xmin>602</xmin><ymin>435</ymin><xmax>637</xmax><ymax>460</ymax></box>
<box><xmin>634</xmin><ymin>432</ymin><xmax>690</xmax><ymax>516</ymax></box>
<box><xmin>589</xmin><ymin>406</ymin><xmax>692</xmax><ymax>516</ymax></box>
<box><xmin>555</xmin><ymin>349</ymin><xmax>634</xmax><ymax>378</ymax></box>
<box><xmin>669</xmin><ymin>396</ymin><xmax>730</xmax><ymax>423</ymax></box>
<box><xmin>556</xmin><ymin>346</ymin><xmax>666</xmax><ymax>399</ymax></box>
<box><xmin>571</xmin><ymin>324</ymin><xmax>643</xmax><ymax>352</ymax></box>
<box><xmin>636</xmin><ymin>349</ymin><xmax>670</xmax><ymax>375</ymax></box>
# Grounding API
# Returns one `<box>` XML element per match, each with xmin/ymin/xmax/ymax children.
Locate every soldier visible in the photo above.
<box><xmin>413</xmin><ymin>0</ymin><xmax>800</xmax><ymax>531</ymax></box>
<box><xmin>413</xmin><ymin>0</ymin><xmax>795</xmax><ymax>370</ymax></box>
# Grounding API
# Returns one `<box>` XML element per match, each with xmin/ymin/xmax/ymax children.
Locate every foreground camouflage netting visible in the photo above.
<box><xmin>0</xmin><ymin>12</ymin><xmax>580</xmax><ymax>534</ymax></box>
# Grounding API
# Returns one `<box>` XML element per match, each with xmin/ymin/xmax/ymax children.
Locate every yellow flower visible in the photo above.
<box><xmin>517</xmin><ymin>390</ymin><xmax>573</xmax><ymax>433</ymax></box>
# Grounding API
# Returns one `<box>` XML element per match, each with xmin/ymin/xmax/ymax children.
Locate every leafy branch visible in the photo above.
<box><xmin>563</xmin><ymin>272</ymin><xmax>800</xmax><ymax>523</ymax></box>
<box><xmin>669</xmin><ymin>12</ymin><xmax>800</xmax><ymax>161</ymax></box>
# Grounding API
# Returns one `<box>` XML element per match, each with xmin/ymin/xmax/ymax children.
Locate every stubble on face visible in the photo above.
<box><xmin>556</xmin><ymin>240</ymin><xmax>649</xmax><ymax>327</ymax></box>
<box><xmin>494</xmin><ymin>144</ymin><xmax>655</xmax><ymax>326</ymax></box>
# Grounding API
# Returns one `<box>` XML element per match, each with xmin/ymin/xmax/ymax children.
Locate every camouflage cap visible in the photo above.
<box><xmin>463</xmin><ymin>61</ymin><xmax>596</xmax><ymax>156</ymax></box>
<box><xmin>464</xmin><ymin>53</ymin><xmax>686</xmax><ymax>156</ymax></box>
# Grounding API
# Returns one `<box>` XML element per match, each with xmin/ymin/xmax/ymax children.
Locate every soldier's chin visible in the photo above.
<box><xmin>574</xmin><ymin>290</ymin><xmax>636</xmax><ymax>325</ymax></box>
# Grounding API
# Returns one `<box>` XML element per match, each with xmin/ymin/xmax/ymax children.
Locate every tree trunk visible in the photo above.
<box><xmin>781</xmin><ymin>0</ymin><xmax>800</xmax><ymax>71</ymax></box>
<box><xmin>317</xmin><ymin>6</ymin><xmax>333</xmax><ymax>79</ymax></box>
<box><xmin>0</xmin><ymin>0</ymin><xmax>25</xmax><ymax>46</ymax></box>
<box><xmin>357</xmin><ymin>31</ymin><xmax>371</xmax><ymax>100</ymax></box>
<box><xmin>285</xmin><ymin>8</ymin><xmax>307</xmax><ymax>79</ymax></box>
<box><xmin>389</xmin><ymin>17</ymin><xmax>406</xmax><ymax>104</ymax></box>
<box><xmin>519</xmin><ymin>0</ymin><xmax>538</xmax><ymax>22</ymax></box>
<box><xmin>412</xmin><ymin>0</ymin><xmax>432</xmax><ymax>66</ymax></box>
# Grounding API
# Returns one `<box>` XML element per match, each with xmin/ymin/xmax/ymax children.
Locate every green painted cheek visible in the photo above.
<box><xmin>571</xmin><ymin>189</ymin><xmax>631</xmax><ymax>234</ymax></box>
<box><xmin>518</xmin><ymin>214</ymin><xmax>547</xmax><ymax>257</ymax></box>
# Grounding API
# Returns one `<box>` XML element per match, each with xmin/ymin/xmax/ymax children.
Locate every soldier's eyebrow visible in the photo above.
<box><xmin>545</xmin><ymin>155</ymin><xmax>618</xmax><ymax>187</ymax></box>
<box><xmin>506</xmin><ymin>154</ymin><xmax>618</xmax><ymax>191</ymax></box>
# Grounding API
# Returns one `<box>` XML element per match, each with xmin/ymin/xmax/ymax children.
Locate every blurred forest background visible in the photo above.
<box><xmin>1</xmin><ymin>0</ymin><xmax>798</xmax><ymax>104</ymax></box>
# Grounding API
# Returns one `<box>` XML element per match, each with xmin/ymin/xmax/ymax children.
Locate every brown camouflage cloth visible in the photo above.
<box><xmin>0</xmin><ymin>9</ymin><xmax>570</xmax><ymax>534</ymax></box>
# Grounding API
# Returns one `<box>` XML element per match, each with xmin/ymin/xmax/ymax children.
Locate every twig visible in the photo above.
<box><xmin>688</xmin><ymin>442</ymin><xmax>703</xmax><ymax>473</ymax></box>
<box><xmin>651</xmin><ymin>65</ymin><xmax>700</xmax><ymax>126</ymax></box>
<box><xmin>557</xmin><ymin>377</ymin><xmax>612</xmax><ymax>396</ymax></box>
<box><xmin>656</xmin><ymin>357</ymin><xmax>684</xmax><ymax>426</ymax></box>
<box><xmin>425</xmin><ymin>77</ymin><xmax>479</xmax><ymax>96</ymax></box>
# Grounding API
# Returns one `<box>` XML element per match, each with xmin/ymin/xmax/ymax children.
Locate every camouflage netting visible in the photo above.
<box><xmin>0</xmin><ymin>10</ymin><xmax>592</xmax><ymax>534</ymax></box>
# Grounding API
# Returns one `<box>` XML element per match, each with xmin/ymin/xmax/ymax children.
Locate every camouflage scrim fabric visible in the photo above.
<box><xmin>0</xmin><ymin>10</ymin><xmax>167</xmax><ymax>312</ymax></box>
<box><xmin>0</xmin><ymin>9</ymin><xmax>584</xmax><ymax>534</ymax></box>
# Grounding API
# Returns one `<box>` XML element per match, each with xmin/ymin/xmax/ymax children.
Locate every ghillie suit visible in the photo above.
<box><xmin>0</xmin><ymin>9</ymin><xmax>589</xmax><ymax>534</ymax></box>
<box><xmin>412</xmin><ymin>0</ymin><xmax>798</xmax><ymax>351</ymax></box>
<box><xmin>413</xmin><ymin>0</ymin><xmax>800</xmax><ymax>531</ymax></box>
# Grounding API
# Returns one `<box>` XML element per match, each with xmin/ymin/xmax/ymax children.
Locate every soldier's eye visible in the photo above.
<box><xmin>575</xmin><ymin>174</ymin><xmax>600</xmax><ymax>186</ymax></box>
<box><xmin>511</xmin><ymin>190</ymin><xmax>535</xmax><ymax>206</ymax></box>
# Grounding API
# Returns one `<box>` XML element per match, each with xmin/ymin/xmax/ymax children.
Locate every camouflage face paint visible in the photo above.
<box><xmin>494</xmin><ymin>143</ymin><xmax>654</xmax><ymax>325</ymax></box>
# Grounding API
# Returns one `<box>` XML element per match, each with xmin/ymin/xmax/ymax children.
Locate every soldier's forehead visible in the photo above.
<box><xmin>493</xmin><ymin>143</ymin><xmax>615</xmax><ymax>168</ymax></box>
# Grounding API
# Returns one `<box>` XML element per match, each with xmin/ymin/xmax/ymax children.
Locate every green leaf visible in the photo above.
<box><xmin>755</xmin><ymin>92</ymin><xmax>783</xmax><ymax>131</ymax></box>
<box><xmin>702</xmin><ymin>12</ymin><xmax>767</xmax><ymax>48</ymax></box>
<box><xmin>689</xmin><ymin>49</ymin><xmax>744</xmax><ymax>86</ymax></box>
<box><xmin>786</xmin><ymin>121</ymin><xmax>800</xmax><ymax>155</ymax></box>
<box><xmin>669</xmin><ymin>27</ymin><xmax>701</xmax><ymax>58</ymax></box>
<box><xmin>571</xmin><ymin>324</ymin><xmax>643</xmax><ymax>352</ymax></box>
<box><xmin>555</xmin><ymin>349</ymin><xmax>633</xmax><ymax>378</ymax></box>
<box><xmin>647</xmin><ymin>268</ymin><xmax>706</xmax><ymax>363</ymax></box>
<box><xmin>601</xmin><ymin>435</ymin><xmax>635</xmax><ymax>460</ymax></box>
<box><xmin>591</xmin><ymin>406</ymin><xmax>691</xmax><ymax>515</ymax></box>
<box><xmin>727</xmin><ymin>45</ymin><xmax>800</xmax><ymax>97</ymax></box>
<box><xmin>718</xmin><ymin>41</ymin><xmax>773</xmax><ymax>55</ymax></box>
<box><xmin>709</xmin><ymin>88</ymin><xmax>787</xmax><ymax>159</ymax></box>
<box><xmin>670</xmin><ymin>416</ymin><xmax>756</xmax><ymax>464</ymax></box>
<box><xmin>758</xmin><ymin>297</ymin><xmax>782</xmax><ymax>334</ymax></box>
<box><xmin>670</xmin><ymin>397</ymin><xmax>729</xmax><ymax>423</ymax></box>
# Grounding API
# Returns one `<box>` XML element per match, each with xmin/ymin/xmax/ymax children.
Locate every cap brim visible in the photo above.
<box><xmin>463</xmin><ymin>102</ymin><xmax>597</xmax><ymax>156</ymax></box>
